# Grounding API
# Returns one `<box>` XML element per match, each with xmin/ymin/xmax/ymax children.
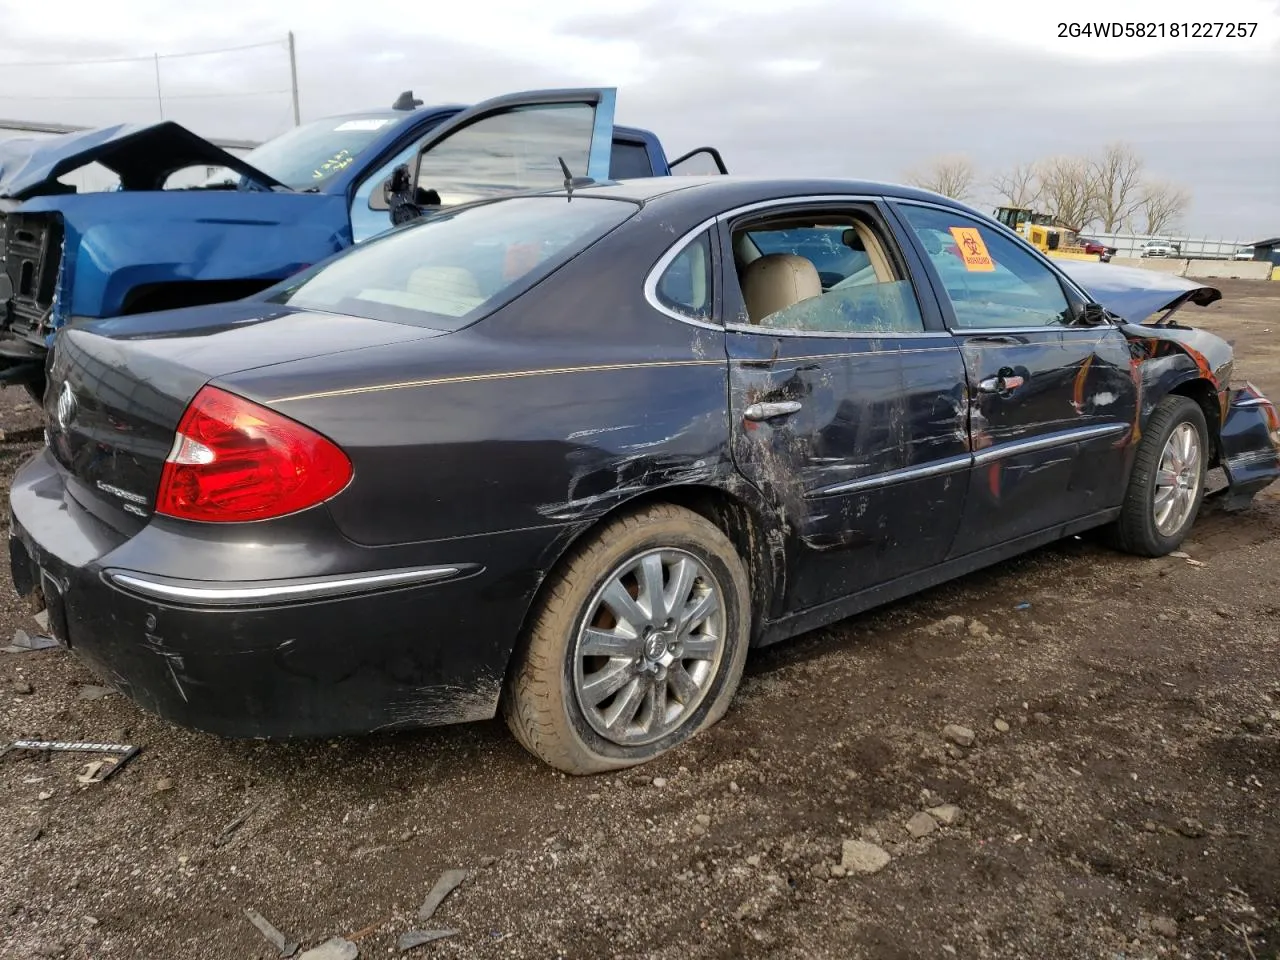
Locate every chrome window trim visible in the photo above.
<box><xmin>971</xmin><ymin>422</ymin><xmax>1129</xmax><ymax>466</ymax></box>
<box><xmin>642</xmin><ymin>215</ymin><xmax>722</xmax><ymax>331</ymax></box>
<box><xmin>104</xmin><ymin>565</ymin><xmax>469</xmax><ymax>605</ymax></box>
<box><xmin>950</xmin><ymin>326</ymin><xmax>1115</xmax><ymax>338</ymax></box>
<box><xmin>807</xmin><ymin>453</ymin><xmax>972</xmax><ymax>498</ymax></box>
<box><xmin>729</xmin><ymin>346</ymin><xmax>957</xmax><ymax>362</ymax></box>
<box><xmin>724</xmin><ymin>322</ymin><xmax>949</xmax><ymax>341</ymax></box>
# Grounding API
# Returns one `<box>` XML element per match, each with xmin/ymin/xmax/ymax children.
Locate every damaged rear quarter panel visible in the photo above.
<box><xmin>223</xmin><ymin>216</ymin><xmax>740</xmax><ymax>549</ymax></box>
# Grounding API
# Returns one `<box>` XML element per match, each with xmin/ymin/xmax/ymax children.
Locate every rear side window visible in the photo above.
<box><xmin>266</xmin><ymin>196</ymin><xmax>636</xmax><ymax>330</ymax></box>
<box><xmin>653</xmin><ymin>231</ymin><xmax>713</xmax><ymax>320</ymax></box>
<box><xmin>899</xmin><ymin>204</ymin><xmax>1072</xmax><ymax>329</ymax></box>
<box><xmin>729</xmin><ymin>211</ymin><xmax>925</xmax><ymax>335</ymax></box>
<box><xmin>610</xmin><ymin>141</ymin><xmax>654</xmax><ymax>179</ymax></box>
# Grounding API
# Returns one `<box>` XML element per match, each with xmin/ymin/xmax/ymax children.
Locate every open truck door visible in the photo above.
<box><xmin>668</xmin><ymin>146</ymin><xmax>728</xmax><ymax>176</ymax></box>
<box><xmin>381</xmin><ymin>88</ymin><xmax>616</xmax><ymax>222</ymax></box>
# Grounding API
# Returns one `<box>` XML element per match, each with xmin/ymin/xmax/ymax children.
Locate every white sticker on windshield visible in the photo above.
<box><xmin>334</xmin><ymin>119</ymin><xmax>395</xmax><ymax>132</ymax></box>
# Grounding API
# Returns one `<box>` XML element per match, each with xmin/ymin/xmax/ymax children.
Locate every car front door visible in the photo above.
<box><xmin>408</xmin><ymin>88</ymin><xmax>615</xmax><ymax>209</ymax></box>
<box><xmin>889</xmin><ymin>201</ymin><xmax>1139</xmax><ymax>557</ymax></box>
<box><xmin>353</xmin><ymin>89</ymin><xmax>616</xmax><ymax>242</ymax></box>
<box><xmin>720</xmin><ymin>199</ymin><xmax>971</xmax><ymax>613</ymax></box>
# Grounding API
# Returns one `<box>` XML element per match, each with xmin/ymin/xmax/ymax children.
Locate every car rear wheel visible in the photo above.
<box><xmin>1108</xmin><ymin>395</ymin><xmax>1208</xmax><ymax>556</ymax></box>
<box><xmin>503</xmin><ymin>503</ymin><xmax>750</xmax><ymax>774</ymax></box>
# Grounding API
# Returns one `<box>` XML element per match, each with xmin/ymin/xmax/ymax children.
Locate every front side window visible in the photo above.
<box><xmin>654</xmin><ymin>231</ymin><xmax>713</xmax><ymax>320</ymax></box>
<box><xmin>265</xmin><ymin>196</ymin><xmax>636</xmax><ymax>330</ymax></box>
<box><xmin>729</xmin><ymin>212</ymin><xmax>925</xmax><ymax>335</ymax></box>
<box><xmin>899</xmin><ymin>205</ymin><xmax>1072</xmax><ymax>329</ymax></box>
<box><xmin>415</xmin><ymin>103</ymin><xmax>596</xmax><ymax>207</ymax></box>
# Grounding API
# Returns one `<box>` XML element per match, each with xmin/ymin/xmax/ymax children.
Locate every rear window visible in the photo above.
<box><xmin>264</xmin><ymin>196</ymin><xmax>636</xmax><ymax>330</ymax></box>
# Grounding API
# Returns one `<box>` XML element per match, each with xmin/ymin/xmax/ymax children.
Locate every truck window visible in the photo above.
<box><xmin>610</xmin><ymin>141</ymin><xmax>654</xmax><ymax>179</ymax></box>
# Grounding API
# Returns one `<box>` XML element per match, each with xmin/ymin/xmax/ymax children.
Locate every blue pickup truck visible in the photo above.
<box><xmin>0</xmin><ymin>87</ymin><xmax>725</xmax><ymax>395</ymax></box>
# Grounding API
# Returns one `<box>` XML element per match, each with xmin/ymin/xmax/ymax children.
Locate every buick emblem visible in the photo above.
<box><xmin>55</xmin><ymin>381</ymin><xmax>77</xmax><ymax>430</ymax></box>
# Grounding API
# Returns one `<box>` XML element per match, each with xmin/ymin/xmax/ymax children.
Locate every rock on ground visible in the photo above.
<box><xmin>927</xmin><ymin>804</ymin><xmax>962</xmax><ymax>826</ymax></box>
<box><xmin>942</xmin><ymin>723</ymin><xmax>976</xmax><ymax>747</ymax></box>
<box><xmin>906</xmin><ymin>812</ymin><xmax>938</xmax><ymax>838</ymax></box>
<box><xmin>841</xmin><ymin>840</ymin><xmax>891</xmax><ymax>874</ymax></box>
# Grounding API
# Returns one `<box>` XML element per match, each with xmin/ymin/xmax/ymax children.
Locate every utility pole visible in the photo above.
<box><xmin>153</xmin><ymin>53</ymin><xmax>164</xmax><ymax>119</ymax></box>
<box><xmin>288</xmin><ymin>31</ymin><xmax>300</xmax><ymax>126</ymax></box>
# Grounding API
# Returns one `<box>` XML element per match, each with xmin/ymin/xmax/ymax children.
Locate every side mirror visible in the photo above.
<box><xmin>1077</xmin><ymin>301</ymin><xmax>1111</xmax><ymax>326</ymax></box>
<box><xmin>385</xmin><ymin>163</ymin><xmax>422</xmax><ymax>226</ymax></box>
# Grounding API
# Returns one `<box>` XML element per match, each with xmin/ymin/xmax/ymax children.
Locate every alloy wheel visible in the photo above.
<box><xmin>1153</xmin><ymin>422</ymin><xmax>1202</xmax><ymax>537</ymax></box>
<box><xmin>573</xmin><ymin>549</ymin><xmax>725</xmax><ymax>746</ymax></box>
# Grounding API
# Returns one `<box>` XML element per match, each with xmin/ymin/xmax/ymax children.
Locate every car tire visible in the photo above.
<box><xmin>1108</xmin><ymin>395</ymin><xmax>1208</xmax><ymax>557</ymax></box>
<box><xmin>502</xmin><ymin>503</ymin><xmax>751</xmax><ymax>774</ymax></box>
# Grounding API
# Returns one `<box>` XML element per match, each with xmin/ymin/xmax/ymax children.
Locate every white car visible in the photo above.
<box><xmin>1140</xmin><ymin>239</ymin><xmax>1180</xmax><ymax>258</ymax></box>
<box><xmin>1234</xmin><ymin>247</ymin><xmax>1255</xmax><ymax>261</ymax></box>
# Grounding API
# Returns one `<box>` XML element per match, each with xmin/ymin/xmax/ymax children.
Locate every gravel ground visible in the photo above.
<box><xmin>1</xmin><ymin>279</ymin><xmax>1278</xmax><ymax>960</ymax></box>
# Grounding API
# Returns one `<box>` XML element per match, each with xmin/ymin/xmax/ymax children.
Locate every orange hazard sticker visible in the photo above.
<box><xmin>948</xmin><ymin>227</ymin><xmax>995</xmax><ymax>271</ymax></box>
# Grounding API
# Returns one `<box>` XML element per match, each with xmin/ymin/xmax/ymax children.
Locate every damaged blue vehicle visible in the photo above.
<box><xmin>0</xmin><ymin>86</ymin><xmax>725</xmax><ymax>396</ymax></box>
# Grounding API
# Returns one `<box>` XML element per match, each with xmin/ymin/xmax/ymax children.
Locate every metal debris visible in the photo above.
<box><xmin>398</xmin><ymin>930</ymin><xmax>458</xmax><ymax>951</ymax></box>
<box><xmin>417</xmin><ymin>869</ymin><xmax>468</xmax><ymax>922</ymax></box>
<box><xmin>3</xmin><ymin>628</ymin><xmax>58</xmax><ymax>653</ymax></box>
<box><xmin>298</xmin><ymin>937</ymin><xmax>358</xmax><ymax>960</ymax></box>
<box><xmin>76</xmin><ymin>761</ymin><xmax>107</xmax><ymax>784</ymax></box>
<box><xmin>1</xmin><ymin>739</ymin><xmax>140</xmax><ymax>781</ymax></box>
<box><xmin>245</xmin><ymin>908</ymin><xmax>299</xmax><ymax>957</ymax></box>
<box><xmin>214</xmin><ymin>803</ymin><xmax>260</xmax><ymax>846</ymax></box>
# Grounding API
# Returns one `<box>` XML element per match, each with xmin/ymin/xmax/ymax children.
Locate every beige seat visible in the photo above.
<box><xmin>740</xmin><ymin>253</ymin><xmax>821</xmax><ymax>324</ymax></box>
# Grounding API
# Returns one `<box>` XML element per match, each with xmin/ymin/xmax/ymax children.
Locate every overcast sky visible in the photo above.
<box><xmin>2</xmin><ymin>0</ymin><xmax>1277</xmax><ymax>238</ymax></box>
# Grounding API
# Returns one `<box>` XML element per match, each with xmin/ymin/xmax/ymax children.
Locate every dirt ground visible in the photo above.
<box><xmin>1</xmin><ymin>279</ymin><xmax>1278</xmax><ymax>960</ymax></box>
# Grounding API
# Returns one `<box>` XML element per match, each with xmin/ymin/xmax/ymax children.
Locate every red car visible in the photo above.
<box><xmin>1078</xmin><ymin>237</ymin><xmax>1116</xmax><ymax>261</ymax></box>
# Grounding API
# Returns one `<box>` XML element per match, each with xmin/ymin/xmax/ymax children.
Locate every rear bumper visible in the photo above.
<box><xmin>9</xmin><ymin>447</ymin><xmax>552</xmax><ymax>739</ymax></box>
<box><xmin>1216</xmin><ymin>383</ymin><xmax>1280</xmax><ymax>509</ymax></box>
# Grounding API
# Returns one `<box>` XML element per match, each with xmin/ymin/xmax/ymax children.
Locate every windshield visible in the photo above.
<box><xmin>205</xmin><ymin>113</ymin><xmax>403</xmax><ymax>189</ymax></box>
<box><xmin>263</xmin><ymin>196</ymin><xmax>636</xmax><ymax>329</ymax></box>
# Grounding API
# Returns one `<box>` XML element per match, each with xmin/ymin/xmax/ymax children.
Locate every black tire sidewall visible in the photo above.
<box><xmin>556</xmin><ymin>520</ymin><xmax>748</xmax><ymax>765</ymax></box>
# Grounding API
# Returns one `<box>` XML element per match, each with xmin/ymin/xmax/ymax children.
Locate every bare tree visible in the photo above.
<box><xmin>905</xmin><ymin>155</ymin><xmax>976</xmax><ymax>202</ymax></box>
<box><xmin>1138</xmin><ymin>180</ymin><xmax>1191</xmax><ymax>236</ymax></box>
<box><xmin>1037</xmin><ymin>156</ymin><xmax>1097</xmax><ymax>232</ymax></box>
<box><xmin>990</xmin><ymin>162</ymin><xmax>1041</xmax><ymax>209</ymax></box>
<box><xmin>1091</xmin><ymin>142</ymin><xmax>1145</xmax><ymax>232</ymax></box>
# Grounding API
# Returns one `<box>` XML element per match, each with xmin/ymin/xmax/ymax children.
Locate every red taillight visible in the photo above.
<box><xmin>156</xmin><ymin>386</ymin><xmax>352</xmax><ymax>523</ymax></box>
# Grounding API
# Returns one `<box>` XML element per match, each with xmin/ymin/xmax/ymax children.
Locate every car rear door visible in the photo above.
<box><xmin>888</xmin><ymin>201</ymin><xmax>1138</xmax><ymax>557</ymax></box>
<box><xmin>719</xmin><ymin>198</ymin><xmax>970</xmax><ymax>613</ymax></box>
<box><xmin>402</xmin><ymin>88</ymin><xmax>616</xmax><ymax>208</ymax></box>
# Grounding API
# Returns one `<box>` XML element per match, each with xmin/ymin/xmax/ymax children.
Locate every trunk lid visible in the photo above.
<box><xmin>44</xmin><ymin>302</ymin><xmax>438</xmax><ymax>529</ymax></box>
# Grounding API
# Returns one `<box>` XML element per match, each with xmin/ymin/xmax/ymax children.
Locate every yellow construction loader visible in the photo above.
<box><xmin>993</xmin><ymin>207</ymin><xmax>1103</xmax><ymax>262</ymax></box>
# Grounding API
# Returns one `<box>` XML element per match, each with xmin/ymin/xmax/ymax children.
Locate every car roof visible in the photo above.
<box><xmin>567</xmin><ymin>175</ymin><xmax>980</xmax><ymax>213</ymax></box>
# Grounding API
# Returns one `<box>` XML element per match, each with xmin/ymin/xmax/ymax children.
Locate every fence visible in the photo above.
<box><xmin>1086</xmin><ymin>231</ymin><xmax>1255</xmax><ymax>260</ymax></box>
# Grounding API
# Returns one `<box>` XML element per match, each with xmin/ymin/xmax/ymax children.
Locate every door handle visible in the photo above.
<box><xmin>977</xmin><ymin>374</ymin><xmax>1025</xmax><ymax>394</ymax></box>
<box><xmin>743</xmin><ymin>400</ymin><xmax>802</xmax><ymax>421</ymax></box>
